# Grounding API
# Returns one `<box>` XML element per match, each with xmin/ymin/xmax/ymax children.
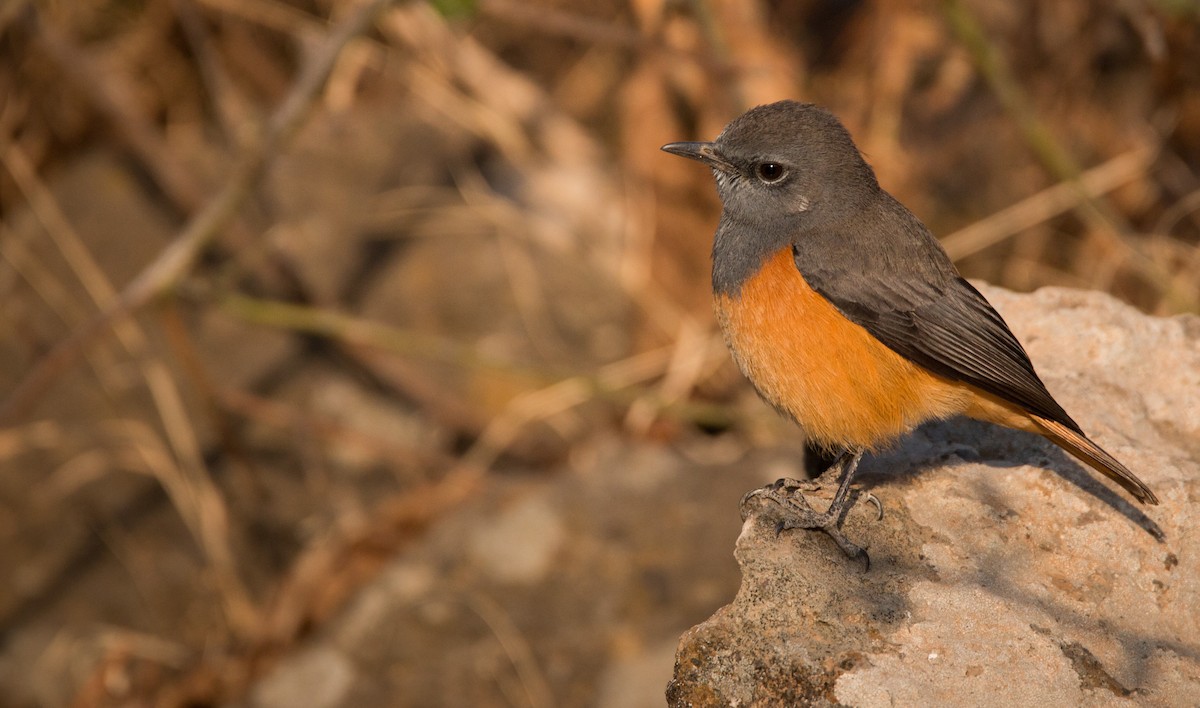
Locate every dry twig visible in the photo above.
<box><xmin>941</xmin><ymin>0</ymin><xmax>1196</xmax><ymax>311</ymax></box>
<box><xmin>0</xmin><ymin>0</ymin><xmax>396</xmax><ymax>425</ymax></box>
<box><xmin>941</xmin><ymin>145</ymin><xmax>1158</xmax><ymax>261</ymax></box>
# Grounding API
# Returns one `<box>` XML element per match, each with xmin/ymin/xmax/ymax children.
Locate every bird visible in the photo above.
<box><xmin>661</xmin><ymin>100</ymin><xmax>1158</xmax><ymax>564</ymax></box>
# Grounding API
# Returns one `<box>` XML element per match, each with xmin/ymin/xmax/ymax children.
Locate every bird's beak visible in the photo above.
<box><xmin>661</xmin><ymin>141</ymin><xmax>736</xmax><ymax>173</ymax></box>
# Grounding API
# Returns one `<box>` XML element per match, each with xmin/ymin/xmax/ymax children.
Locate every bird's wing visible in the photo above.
<box><xmin>792</xmin><ymin>243</ymin><xmax>1082</xmax><ymax>434</ymax></box>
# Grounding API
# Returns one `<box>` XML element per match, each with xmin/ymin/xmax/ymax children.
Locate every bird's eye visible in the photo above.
<box><xmin>756</xmin><ymin>162</ymin><xmax>786</xmax><ymax>183</ymax></box>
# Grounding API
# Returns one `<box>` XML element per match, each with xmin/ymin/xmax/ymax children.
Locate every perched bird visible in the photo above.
<box><xmin>662</xmin><ymin>100</ymin><xmax>1158</xmax><ymax>563</ymax></box>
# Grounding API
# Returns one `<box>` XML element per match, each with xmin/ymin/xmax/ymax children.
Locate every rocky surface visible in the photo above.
<box><xmin>668</xmin><ymin>285</ymin><xmax>1200</xmax><ymax>707</ymax></box>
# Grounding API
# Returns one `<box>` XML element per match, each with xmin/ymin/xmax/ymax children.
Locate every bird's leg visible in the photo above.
<box><xmin>822</xmin><ymin>449</ymin><xmax>867</xmax><ymax>524</ymax></box>
<box><xmin>742</xmin><ymin>449</ymin><xmax>874</xmax><ymax>569</ymax></box>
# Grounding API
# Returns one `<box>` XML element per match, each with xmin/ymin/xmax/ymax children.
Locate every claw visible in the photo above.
<box><xmin>865</xmin><ymin>492</ymin><xmax>884</xmax><ymax>521</ymax></box>
<box><xmin>739</xmin><ymin>488</ymin><xmax>758</xmax><ymax>516</ymax></box>
<box><xmin>829</xmin><ymin>532</ymin><xmax>871</xmax><ymax>572</ymax></box>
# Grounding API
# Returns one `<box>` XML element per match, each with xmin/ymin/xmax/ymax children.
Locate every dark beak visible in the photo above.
<box><xmin>661</xmin><ymin>141</ymin><xmax>736</xmax><ymax>173</ymax></box>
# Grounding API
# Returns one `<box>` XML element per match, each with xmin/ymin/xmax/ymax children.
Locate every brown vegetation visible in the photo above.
<box><xmin>0</xmin><ymin>0</ymin><xmax>1197</xmax><ymax>705</ymax></box>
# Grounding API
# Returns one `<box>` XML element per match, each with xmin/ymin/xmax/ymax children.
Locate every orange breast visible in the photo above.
<box><xmin>714</xmin><ymin>247</ymin><xmax>970</xmax><ymax>450</ymax></box>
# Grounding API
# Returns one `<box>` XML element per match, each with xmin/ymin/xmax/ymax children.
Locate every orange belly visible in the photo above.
<box><xmin>714</xmin><ymin>247</ymin><xmax>972</xmax><ymax>450</ymax></box>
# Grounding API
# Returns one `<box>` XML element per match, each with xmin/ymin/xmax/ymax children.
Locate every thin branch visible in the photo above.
<box><xmin>466</xmin><ymin>592</ymin><xmax>555</xmax><ymax>708</ymax></box>
<box><xmin>941</xmin><ymin>0</ymin><xmax>1195</xmax><ymax>311</ymax></box>
<box><xmin>941</xmin><ymin>145</ymin><xmax>1157</xmax><ymax>261</ymax></box>
<box><xmin>219</xmin><ymin>290</ymin><xmax>738</xmax><ymax>433</ymax></box>
<box><xmin>194</xmin><ymin>0</ymin><xmax>323</xmax><ymax>36</ymax></box>
<box><xmin>215</xmin><ymin>386</ymin><xmax>457</xmax><ymax>469</ymax></box>
<box><xmin>0</xmin><ymin>0</ymin><xmax>396</xmax><ymax>426</ymax></box>
<box><xmin>2</xmin><ymin>130</ymin><xmax>259</xmax><ymax>633</ymax></box>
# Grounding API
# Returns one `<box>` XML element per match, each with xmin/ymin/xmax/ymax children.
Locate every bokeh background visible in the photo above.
<box><xmin>0</xmin><ymin>0</ymin><xmax>1198</xmax><ymax>705</ymax></box>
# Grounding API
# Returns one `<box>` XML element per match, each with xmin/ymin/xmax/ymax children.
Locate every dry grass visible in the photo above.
<box><xmin>0</xmin><ymin>0</ymin><xmax>1197</xmax><ymax>705</ymax></box>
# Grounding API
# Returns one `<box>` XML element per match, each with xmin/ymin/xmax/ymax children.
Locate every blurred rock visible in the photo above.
<box><xmin>467</xmin><ymin>493</ymin><xmax>566</xmax><ymax>585</ymax></box>
<box><xmin>233</xmin><ymin>436</ymin><xmax>766</xmax><ymax>707</ymax></box>
<box><xmin>251</xmin><ymin>646</ymin><xmax>357</xmax><ymax>708</ymax></box>
<box><xmin>668</xmin><ymin>285</ymin><xmax>1199</xmax><ymax>706</ymax></box>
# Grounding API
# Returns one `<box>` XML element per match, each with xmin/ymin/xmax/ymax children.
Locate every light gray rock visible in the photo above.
<box><xmin>252</xmin><ymin>647</ymin><xmax>357</xmax><ymax>708</ymax></box>
<box><xmin>467</xmin><ymin>493</ymin><xmax>566</xmax><ymax>585</ymax></box>
<box><xmin>669</xmin><ymin>286</ymin><xmax>1199</xmax><ymax>707</ymax></box>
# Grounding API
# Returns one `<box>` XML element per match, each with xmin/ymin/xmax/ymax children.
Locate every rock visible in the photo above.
<box><xmin>667</xmin><ymin>489</ymin><xmax>922</xmax><ymax>707</ymax></box>
<box><xmin>668</xmin><ymin>286</ymin><xmax>1200</xmax><ymax>706</ymax></box>
<box><xmin>466</xmin><ymin>493</ymin><xmax>566</xmax><ymax>585</ymax></box>
<box><xmin>251</xmin><ymin>647</ymin><xmax>357</xmax><ymax>708</ymax></box>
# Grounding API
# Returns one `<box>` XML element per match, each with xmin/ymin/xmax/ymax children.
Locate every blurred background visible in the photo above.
<box><xmin>0</xmin><ymin>0</ymin><xmax>1198</xmax><ymax>705</ymax></box>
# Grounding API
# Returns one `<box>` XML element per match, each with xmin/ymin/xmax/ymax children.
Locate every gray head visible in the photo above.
<box><xmin>662</xmin><ymin>101</ymin><xmax>879</xmax><ymax>228</ymax></box>
<box><xmin>662</xmin><ymin>101</ymin><xmax>883</xmax><ymax>293</ymax></box>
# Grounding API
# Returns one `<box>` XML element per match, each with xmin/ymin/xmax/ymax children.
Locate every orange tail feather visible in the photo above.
<box><xmin>1032</xmin><ymin>415</ymin><xmax>1159</xmax><ymax>505</ymax></box>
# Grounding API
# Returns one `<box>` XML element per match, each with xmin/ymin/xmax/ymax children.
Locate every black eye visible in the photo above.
<box><xmin>756</xmin><ymin>162</ymin><xmax>786</xmax><ymax>182</ymax></box>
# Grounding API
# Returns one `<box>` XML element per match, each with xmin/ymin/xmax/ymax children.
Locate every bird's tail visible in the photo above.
<box><xmin>1032</xmin><ymin>415</ymin><xmax>1159</xmax><ymax>505</ymax></box>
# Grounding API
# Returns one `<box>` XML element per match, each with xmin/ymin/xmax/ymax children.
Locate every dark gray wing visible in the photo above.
<box><xmin>790</xmin><ymin>209</ymin><xmax>1082</xmax><ymax>434</ymax></box>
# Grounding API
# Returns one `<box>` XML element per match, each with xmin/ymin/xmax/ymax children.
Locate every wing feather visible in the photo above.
<box><xmin>790</xmin><ymin>210</ymin><xmax>1081</xmax><ymax>434</ymax></box>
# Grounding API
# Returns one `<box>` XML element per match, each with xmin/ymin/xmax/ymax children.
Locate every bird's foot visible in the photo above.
<box><xmin>741</xmin><ymin>479</ymin><xmax>876</xmax><ymax>571</ymax></box>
